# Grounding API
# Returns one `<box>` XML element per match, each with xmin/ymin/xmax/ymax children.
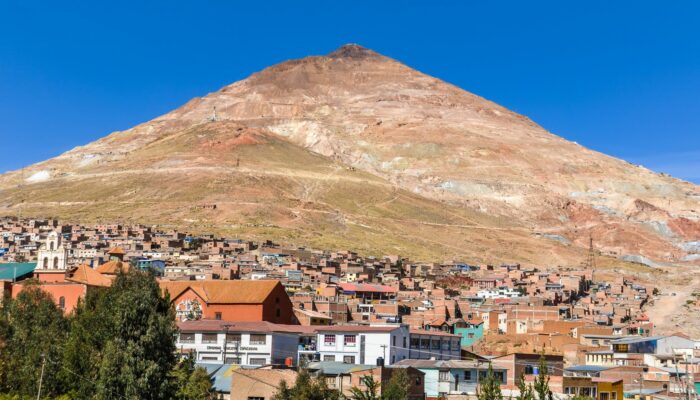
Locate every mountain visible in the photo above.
<box><xmin>1</xmin><ymin>44</ymin><xmax>699</xmax><ymax>267</ymax></box>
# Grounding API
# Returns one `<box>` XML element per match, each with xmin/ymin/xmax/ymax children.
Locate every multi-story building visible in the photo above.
<box><xmin>176</xmin><ymin>319</ymin><xmax>311</xmax><ymax>366</ymax></box>
<box><xmin>315</xmin><ymin>325</ymin><xmax>410</xmax><ymax>365</ymax></box>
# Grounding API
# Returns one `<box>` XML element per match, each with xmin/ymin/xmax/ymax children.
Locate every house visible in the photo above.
<box><xmin>160</xmin><ymin>280</ymin><xmax>295</xmax><ymax>323</ymax></box>
<box><xmin>349</xmin><ymin>365</ymin><xmax>425</xmax><ymax>400</ymax></box>
<box><xmin>229</xmin><ymin>368</ymin><xmax>298</xmax><ymax>400</ymax></box>
<box><xmin>306</xmin><ymin>361</ymin><xmax>376</xmax><ymax>396</ymax></box>
<box><xmin>492</xmin><ymin>353</ymin><xmax>564</xmax><ymax>389</ymax></box>
<box><xmin>395</xmin><ymin>359</ymin><xmax>507</xmax><ymax>399</ymax></box>
<box><xmin>408</xmin><ymin>329</ymin><xmax>462</xmax><ymax>361</ymax></box>
<box><xmin>175</xmin><ymin>319</ymin><xmax>311</xmax><ymax>366</ymax></box>
<box><xmin>315</xmin><ymin>324</ymin><xmax>410</xmax><ymax>365</ymax></box>
<box><xmin>453</xmin><ymin>319</ymin><xmax>484</xmax><ymax>347</ymax></box>
<box><xmin>293</xmin><ymin>307</ymin><xmax>332</xmax><ymax>326</ymax></box>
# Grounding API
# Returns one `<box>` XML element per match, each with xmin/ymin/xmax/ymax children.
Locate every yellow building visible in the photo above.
<box><xmin>593</xmin><ymin>377</ymin><xmax>623</xmax><ymax>400</ymax></box>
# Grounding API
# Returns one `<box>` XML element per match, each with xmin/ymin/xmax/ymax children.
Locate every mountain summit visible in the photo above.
<box><xmin>1</xmin><ymin>45</ymin><xmax>699</xmax><ymax>266</ymax></box>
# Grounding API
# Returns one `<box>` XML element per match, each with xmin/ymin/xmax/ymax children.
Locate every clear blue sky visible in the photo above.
<box><xmin>1</xmin><ymin>1</ymin><xmax>699</xmax><ymax>182</ymax></box>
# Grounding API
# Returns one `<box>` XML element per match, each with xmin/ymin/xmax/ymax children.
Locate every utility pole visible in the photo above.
<box><xmin>380</xmin><ymin>344</ymin><xmax>387</xmax><ymax>362</ymax></box>
<box><xmin>36</xmin><ymin>354</ymin><xmax>46</xmax><ymax>400</ymax></box>
<box><xmin>222</xmin><ymin>324</ymin><xmax>232</xmax><ymax>364</ymax></box>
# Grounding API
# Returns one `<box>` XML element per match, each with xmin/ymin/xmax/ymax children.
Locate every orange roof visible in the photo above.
<box><xmin>108</xmin><ymin>247</ymin><xmax>126</xmax><ymax>255</ymax></box>
<box><xmin>96</xmin><ymin>260</ymin><xmax>131</xmax><ymax>275</ymax></box>
<box><xmin>159</xmin><ymin>280</ymin><xmax>283</xmax><ymax>304</ymax></box>
<box><xmin>66</xmin><ymin>264</ymin><xmax>113</xmax><ymax>287</ymax></box>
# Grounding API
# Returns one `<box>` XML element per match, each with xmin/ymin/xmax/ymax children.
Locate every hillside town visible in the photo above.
<box><xmin>1</xmin><ymin>216</ymin><xmax>698</xmax><ymax>400</ymax></box>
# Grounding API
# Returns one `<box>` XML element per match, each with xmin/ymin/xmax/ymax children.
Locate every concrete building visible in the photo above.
<box><xmin>176</xmin><ymin>319</ymin><xmax>309</xmax><ymax>366</ymax></box>
<box><xmin>315</xmin><ymin>325</ymin><xmax>410</xmax><ymax>365</ymax></box>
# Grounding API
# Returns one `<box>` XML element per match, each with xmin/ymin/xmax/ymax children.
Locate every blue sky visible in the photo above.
<box><xmin>1</xmin><ymin>1</ymin><xmax>699</xmax><ymax>182</ymax></box>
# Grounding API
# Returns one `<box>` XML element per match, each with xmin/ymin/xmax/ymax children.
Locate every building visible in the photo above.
<box><xmin>492</xmin><ymin>353</ymin><xmax>564</xmax><ymax>389</ymax></box>
<box><xmin>350</xmin><ymin>365</ymin><xmax>426</xmax><ymax>400</ymax></box>
<box><xmin>175</xmin><ymin>319</ymin><xmax>310</xmax><ymax>366</ymax></box>
<box><xmin>161</xmin><ymin>280</ymin><xmax>295</xmax><ymax>323</ymax></box>
<box><xmin>408</xmin><ymin>329</ymin><xmax>462</xmax><ymax>361</ymax></box>
<box><xmin>395</xmin><ymin>359</ymin><xmax>507</xmax><ymax>399</ymax></box>
<box><xmin>453</xmin><ymin>319</ymin><xmax>485</xmax><ymax>347</ymax></box>
<box><xmin>229</xmin><ymin>369</ymin><xmax>298</xmax><ymax>400</ymax></box>
<box><xmin>307</xmin><ymin>361</ymin><xmax>375</xmax><ymax>396</ymax></box>
<box><xmin>316</xmin><ymin>325</ymin><xmax>410</xmax><ymax>365</ymax></box>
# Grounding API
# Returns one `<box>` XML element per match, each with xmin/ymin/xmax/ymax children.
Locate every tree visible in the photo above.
<box><xmin>94</xmin><ymin>271</ymin><xmax>178</xmax><ymax>400</ymax></box>
<box><xmin>515</xmin><ymin>373</ymin><xmax>534</xmax><ymax>400</ymax></box>
<box><xmin>477</xmin><ymin>364</ymin><xmax>503</xmax><ymax>400</ymax></box>
<box><xmin>171</xmin><ymin>356</ymin><xmax>214</xmax><ymax>400</ymax></box>
<box><xmin>272</xmin><ymin>368</ymin><xmax>339</xmax><ymax>400</ymax></box>
<box><xmin>0</xmin><ymin>281</ymin><xmax>68</xmax><ymax>398</ymax></box>
<box><xmin>349</xmin><ymin>375</ymin><xmax>380</xmax><ymax>400</ymax></box>
<box><xmin>533</xmin><ymin>354</ymin><xmax>554</xmax><ymax>400</ymax></box>
<box><xmin>382</xmin><ymin>369</ymin><xmax>410</xmax><ymax>400</ymax></box>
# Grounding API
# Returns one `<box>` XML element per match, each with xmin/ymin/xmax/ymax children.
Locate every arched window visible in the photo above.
<box><xmin>58</xmin><ymin>296</ymin><xmax>65</xmax><ymax>310</ymax></box>
<box><xmin>53</xmin><ymin>257</ymin><xmax>59</xmax><ymax>269</ymax></box>
<box><xmin>43</xmin><ymin>257</ymin><xmax>48</xmax><ymax>269</ymax></box>
<box><xmin>50</xmin><ymin>241</ymin><xmax>54</xmax><ymax>251</ymax></box>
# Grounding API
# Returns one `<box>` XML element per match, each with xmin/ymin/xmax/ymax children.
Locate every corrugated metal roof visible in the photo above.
<box><xmin>0</xmin><ymin>262</ymin><xmax>36</xmax><ymax>281</ymax></box>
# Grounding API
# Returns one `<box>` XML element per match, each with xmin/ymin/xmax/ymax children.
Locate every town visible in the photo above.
<box><xmin>0</xmin><ymin>216</ymin><xmax>698</xmax><ymax>400</ymax></box>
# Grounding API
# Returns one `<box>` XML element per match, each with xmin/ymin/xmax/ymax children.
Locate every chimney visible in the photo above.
<box><xmin>376</xmin><ymin>357</ymin><xmax>384</xmax><ymax>367</ymax></box>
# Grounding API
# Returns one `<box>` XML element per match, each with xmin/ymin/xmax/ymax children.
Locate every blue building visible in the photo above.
<box><xmin>453</xmin><ymin>319</ymin><xmax>485</xmax><ymax>347</ymax></box>
<box><xmin>395</xmin><ymin>359</ymin><xmax>506</xmax><ymax>398</ymax></box>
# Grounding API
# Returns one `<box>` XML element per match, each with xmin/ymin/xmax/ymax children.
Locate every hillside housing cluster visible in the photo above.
<box><xmin>0</xmin><ymin>217</ymin><xmax>698</xmax><ymax>400</ymax></box>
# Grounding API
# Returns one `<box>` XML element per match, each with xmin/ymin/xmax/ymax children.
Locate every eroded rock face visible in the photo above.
<box><xmin>1</xmin><ymin>44</ymin><xmax>698</xmax><ymax>265</ymax></box>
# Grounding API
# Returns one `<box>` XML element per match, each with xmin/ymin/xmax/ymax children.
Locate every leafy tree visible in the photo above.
<box><xmin>515</xmin><ymin>373</ymin><xmax>534</xmax><ymax>400</ymax></box>
<box><xmin>272</xmin><ymin>368</ymin><xmax>339</xmax><ymax>400</ymax></box>
<box><xmin>477</xmin><ymin>364</ymin><xmax>503</xmax><ymax>400</ymax></box>
<box><xmin>171</xmin><ymin>356</ymin><xmax>214</xmax><ymax>400</ymax></box>
<box><xmin>0</xmin><ymin>281</ymin><xmax>68</xmax><ymax>398</ymax></box>
<box><xmin>533</xmin><ymin>354</ymin><xmax>554</xmax><ymax>400</ymax></box>
<box><xmin>94</xmin><ymin>271</ymin><xmax>178</xmax><ymax>400</ymax></box>
<box><xmin>571</xmin><ymin>396</ymin><xmax>594</xmax><ymax>400</ymax></box>
<box><xmin>382</xmin><ymin>368</ymin><xmax>410</xmax><ymax>400</ymax></box>
<box><xmin>349</xmin><ymin>375</ymin><xmax>380</xmax><ymax>400</ymax></box>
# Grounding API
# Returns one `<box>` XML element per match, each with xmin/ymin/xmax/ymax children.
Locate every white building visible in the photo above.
<box><xmin>408</xmin><ymin>329</ymin><xmax>462</xmax><ymax>361</ymax></box>
<box><xmin>316</xmin><ymin>325</ymin><xmax>410</xmax><ymax>365</ymax></box>
<box><xmin>476</xmin><ymin>287</ymin><xmax>522</xmax><ymax>299</ymax></box>
<box><xmin>35</xmin><ymin>231</ymin><xmax>68</xmax><ymax>271</ymax></box>
<box><xmin>176</xmin><ymin>320</ymin><xmax>310</xmax><ymax>366</ymax></box>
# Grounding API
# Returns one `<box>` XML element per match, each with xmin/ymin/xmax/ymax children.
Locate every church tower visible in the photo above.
<box><xmin>34</xmin><ymin>231</ymin><xmax>69</xmax><ymax>281</ymax></box>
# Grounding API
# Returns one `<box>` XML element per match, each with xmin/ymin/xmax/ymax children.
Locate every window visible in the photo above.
<box><xmin>226</xmin><ymin>333</ymin><xmax>241</xmax><ymax>343</ymax></box>
<box><xmin>225</xmin><ymin>357</ymin><xmax>241</xmax><ymax>364</ymax></box>
<box><xmin>432</xmin><ymin>340</ymin><xmax>441</xmax><ymax>350</ymax></box>
<box><xmin>600</xmin><ymin>393</ymin><xmax>610</xmax><ymax>400</ymax></box>
<box><xmin>249</xmin><ymin>357</ymin><xmax>266</xmax><ymax>365</ymax></box>
<box><xmin>343</xmin><ymin>356</ymin><xmax>355</xmax><ymax>364</ymax></box>
<box><xmin>324</xmin><ymin>334</ymin><xmax>336</xmax><ymax>346</ymax></box>
<box><xmin>611</xmin><ymin>392</ymin><xmax>617</xmax><ymax>400</ymax></box>
<box><xmin>420</xmin><ymin>338</ymin><xmax>430</xmax><ymax>349</ymax></box>
<box><xmin>323</xmin><ymin>355</ymin><xmax>336</xmax><ymax>362</ymax></box>
<box><xmin>344</xmin><ymin>335</ymin><xmax>357</xmax><ymax>346</ymax></box>
<box><xmin>439</xmin><ymin>371</ymin><xmax>450</xmax><ymax>382</ymax></box>
<box><xmin>325</xmin><ymin>376</ymin><xmax>336</xmax><ymax>388</ymax></box>
<box><xmin>468</xmin><ymin>333</ymin><xmax>475</xmax><ymax>338</ymax></box>
<box><xmin>201</xmin><ymin>356</ymin><xmax>218</xmax><ymax>361</ymax></box>
<box><xmin>403</xmin><ymin>337</ymin><xmax>407</xmax><ymax>348</ymax></box>
<box><xmin>249</xmin><ymin>334</ymin><xmax>266</xmax><ymax>345</ymax></box>
<box><xmin>215</xmin><ymin>312</ymin><xmax>222</xmax><ymax>320</ymax></box>
<box><xmin>53</xmin><ymin>257</ymin><xmax>59</xmax><ymax>269</ymax></box>
<box><xmin>276</xmin><ymin>308</ymin><xmax>281</xmax><ymax>317</ymax></box>
<box><xmin>201</xmin><ymin>333</ymin><xmax>217</xmax><ymax>344</ymax></box>
<box><xmin>179</xmin><ymin>333</ymin><xmax>195</xmax><ymax>343</ymax></box>
<box><xmin>464</xmin><ymin>371</ymin><xmax>472</xmax><ymax>381</ymax></box>
<box><xmin>43</xmin><ymin>257</ymin><xmax>48</xmax><ymax>268</ymax></box>
<box><xmin>248</xmin><ymin>397</ymin><xmax>264</xmax><ymax>400</ymax></box>
<box><xmin>393</xmin><ymin>336</ymin><xmax>396</xmax><ymax>347</ymax></box>
<box><xmin>410</xmin><ymin>338</ymin><xmax>420</xmax><ymax>349</ymax></box>
<box><xmin>58</xmin><ymin>296</ymin><xmax>65</xmax><ymax>310</ymax></box>
<box><xmin>524</xmin><ymin>365</ymin><xmax>534</xmax><ymax>374</ymax></box>
<box><xmin>415</xmin><ymin>378</ymin><xmax>421</xmax><ymax>386</ymax></box>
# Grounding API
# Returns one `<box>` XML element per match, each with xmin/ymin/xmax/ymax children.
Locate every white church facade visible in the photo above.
<box><xmin>35</xmin><ymin>231</ymin><xmax>68</xmax><ymax>272</ymax></box>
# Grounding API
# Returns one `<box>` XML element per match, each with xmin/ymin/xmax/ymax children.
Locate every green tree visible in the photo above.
<box><xmin>477</xmin><ymin>364</ymin><xmax>503</xmax><ymax>400</ymax></box>
<box><xmin>272</xmin><ymin>368</ymin><xmax>339</xmax><ymax>400</ymax></box>
<box><xmin>533</xmin><ymin>354</ymin><xmax>554</xmax><ymax>400</ymax></box>
<box><xmin>349</xmin><ymin>375</ymin><xmax>380</xmax><ymax>400</ymax></box>
<box><xmin>515</xmin><ymin>373</ymin><xmax>534</xmax><ymax>400</ymax></box>
<box><xmin>0</xmin><ymin>281</ymin><xmax>68</xmax><ymax>398</ymax></box>
<box><xmin>382</xmin><ymin>369</ymin><xmax>410</xmax><ymax>400</ymax></box>
<box><xmin>171</xmin><ymin>356</ymin><xmax>214</xmax><ymax>400</ymax></box>
<box><xmin>94</xmin><ymin>271</ymin><xmax>178</xmax><ymax>400</ymax></box>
